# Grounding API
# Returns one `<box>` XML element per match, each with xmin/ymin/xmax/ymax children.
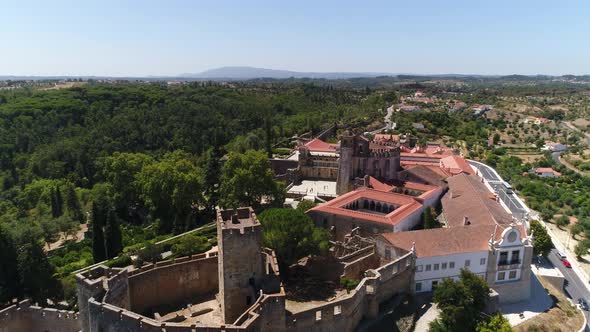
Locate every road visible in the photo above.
<box><xmin>470</xmin><ymin>159</ymin><xmax>590</xmax><ymax>329</ymax></box>
<box><xmin>547</xmin><ymin>249</ymin><xmax>590</xmax><ymax>330</ymax></box>
<box><xmin>369</xmin><ymin>106</ymin><xmax>396</xmax><ymax>135</ymax></box>
<box><xmin>467</xmin><ymin>160</ymin><xmax>528</xmax><ymax>220</ymax></box>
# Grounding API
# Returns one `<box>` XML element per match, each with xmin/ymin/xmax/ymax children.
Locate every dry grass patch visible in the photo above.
<box><xmin>514</xmin><ymin>276</ymin><xmax>584</xmax><ymax>332</ymax></box>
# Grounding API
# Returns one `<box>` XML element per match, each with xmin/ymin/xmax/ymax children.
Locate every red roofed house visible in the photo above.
<box><xmin>533</xmin><ymin>167</ymin><xmax>562</xmax><ymax>178</ymax></box>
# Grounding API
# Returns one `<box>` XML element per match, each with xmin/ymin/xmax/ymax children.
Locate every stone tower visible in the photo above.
<box><xmin>217</xmin><ymin>207</ymin><xmax>264</xmax><ymax>324</ymax></box>
<box><xmin>336</xmin><ymin>130</ymin><xmax>354</xmax><ymax>195</ymax></box>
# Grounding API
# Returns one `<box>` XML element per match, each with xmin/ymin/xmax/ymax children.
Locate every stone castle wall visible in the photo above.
<box><xmin>128</xmin><ymin>252</ymin><xmax>218</xmax><ymax>315</ymax></box>
<box><xmin>286</xmin><ymin>252</ymin><xmax>414</xmax><ymax>332</ymax></box>
<box><xmin>0</xmin><ymin>299</ymin><xmax>80</xmax><ymax>332</ymax></box>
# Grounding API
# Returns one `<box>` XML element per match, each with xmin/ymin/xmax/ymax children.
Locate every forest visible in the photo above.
<box><xmin>0</xmin><ymin>82</ymin><xmax>387</xmax><ymax>306</ymax></box>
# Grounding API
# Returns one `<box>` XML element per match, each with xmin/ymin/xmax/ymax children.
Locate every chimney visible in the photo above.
<box><xmin>463</xmin><ymin>216</ymin><xmax>470</xmax><ymax>226</ymax></box>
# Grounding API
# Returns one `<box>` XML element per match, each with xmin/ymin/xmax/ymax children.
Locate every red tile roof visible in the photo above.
<box><xmin>442</xmin><ymin>174</ymin><xmax>513</xmax><ymax>227</ymax></box>
<box><xmin>309</xmin><ymin>188</ymin><xmax>423</xmax><ymax>226</ymax></box>
<box><xmin>378</xmin><ymin>223</ymin><xmax>526</xmax><ymax>258</ymax></box>
<box><xmin>440</xmin><ymin>155</ymin><xmax>474</xmax><ymax>175</ymax></box>
<box><xmin>304</xmin><ymin>138</ymin><xmax>339</xmax><ymax>153</ymax></box>
<box><xmin>533</xmin><ymin>167</ymin><xmax>562</xmax><ymax>176</ymax></box>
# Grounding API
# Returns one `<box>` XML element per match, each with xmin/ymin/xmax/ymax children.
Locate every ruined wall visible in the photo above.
<box><xmin>286</xmin><ymin>252</ymin><xmax>414</xmax><ymax>332</ymax></box>
<box><xmin>269</xmin><ymin>159</ymin><xmax>298</xmax><ymax>176</ymax></box>
<box><xmin>128</xmin><ymin>253</ymin><xmax>219</xmax><ymax>315</ymax></box>
<box><xmin>0</xmin><ymin>300</ymin><xmax>80</xmax><ymax>332</ymax></box>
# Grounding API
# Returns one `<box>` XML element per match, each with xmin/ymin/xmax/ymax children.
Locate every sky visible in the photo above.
<box><xmin>2</xmin><ymin>0</ymin><xmax>590</xmax><ymax>76</ymax></box>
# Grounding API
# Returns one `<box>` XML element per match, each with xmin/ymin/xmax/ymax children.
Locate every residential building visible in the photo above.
<box><xmin>533</xmin><ymin>167</ymin><xmax>562</xmax><ymax>178</ymax></box>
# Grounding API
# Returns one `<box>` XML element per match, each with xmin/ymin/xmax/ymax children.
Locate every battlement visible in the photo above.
<box><xmin>0</xmin><ymin>299</ymin><xmax>80</xmax><ymax>332</ymax></box>
<box><xmin>217</xmin><ymin>207</ymin><xmax>260</xmax><ymax>231</ymax></box>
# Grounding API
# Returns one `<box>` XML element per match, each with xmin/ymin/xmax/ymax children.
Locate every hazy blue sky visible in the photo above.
<box><xmin>2</xmin><ymin>0</ymin><xmax>590</xmax><ymax>76</ymax></box>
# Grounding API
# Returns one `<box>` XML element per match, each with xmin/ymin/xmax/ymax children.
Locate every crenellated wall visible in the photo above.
<box><xmin>128</xmin><ymin>252</ymin><xmax>218</xmax><ymax>315</ymax></box>
<box><xmin>0</xmin><ymin>299</ymin><xmax>80</xmax><ymax>332</ymax></box>
<box><xmin>286</xmin><ymin>252</ymin><xmax>414</xmax><ymax>332</ymax></box>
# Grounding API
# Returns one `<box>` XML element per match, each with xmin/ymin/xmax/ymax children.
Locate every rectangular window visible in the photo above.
<box><xmin>315</xmin><ymin>310</ymin><xmax>322</xmax><ymax>321</ymax></box>
<box><xmin>511</xmin><ymin>250</ymin><xmax>520</xmax><ymax>264</ymax></box>
<box><xmin>498</xmin><ymin>272</ymin><xmax>506</xmax><ymax>281</ymax></box>
<box><xmin>425</xmin><ymin>264</ymin><xmax>431</xmax><ymax>271</ymax></box>
<box><xmin>416</xmin><ymin>265</ymin><xmax>423</xmax><ymax>272</ymax></box>
<box><xmin>442</xmin><ymin>262</ymin><xmax>447</xmax><ymax>269</ymax></box>
<box><xmin>465</xmin><ymin>259</ymin><xmax>470</xmax><ymax>267</ymax></box>
<box><xmin>449</xmin><ymin>262</ymin><xmax>455</xmax><ymax>269</ymax></box>
<box><xmin>385</xmin><ymin>248</ymin><xmax>391</xmax><ymax>260</ymax></box>
<box><xmin>432</xmin><ymin>280</ymin><xmax>438</xmax><ymax>288</ymax></box>
<box><xmin>334</xmin><ymin>305</ymin><xmax>341</xmax><ymax>315</ymax></box>
<box><xmin>433</xmin><ymin>263</ymin><xmax>439</xmax><ymax>271</ymax></box>
<box><xmin>509</xmin><ymin>271</ymin><xmax>517</xmax><ymax>279</ymax></box>
<box><xmin>499</xmin><ymin>251</ymin><xmax>508</xmax><ymax>265</ymax></box>
<box><xmin>480</xmin><ymin>258</ymin><xmax>486</xmax><ymax>265</ymax></box>
<box><xmin>416</xmin><ymin>282</ymin><xmax>422</xmax><ymax>291</ymax></box>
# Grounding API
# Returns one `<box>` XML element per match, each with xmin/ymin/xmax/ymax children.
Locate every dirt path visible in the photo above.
<box><xmin>46</xmin><ymin>223</ymin><xmax>88</xmax><ymax>252</ymax></box>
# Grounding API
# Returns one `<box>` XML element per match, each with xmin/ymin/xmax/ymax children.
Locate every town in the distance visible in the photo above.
<box><xmin>1</xmin><ymin>75</ymin><xmax>590</xmax><ymax>332</ymax></box>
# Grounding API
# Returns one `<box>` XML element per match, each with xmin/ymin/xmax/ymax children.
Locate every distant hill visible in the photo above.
<box><xmin>181</xmin><ymin>66</ymin><xmax>393</xmax><ymax>80</ymax></box>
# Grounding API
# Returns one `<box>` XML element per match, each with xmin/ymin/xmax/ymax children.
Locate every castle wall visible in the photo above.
<box><xmin>286</xmin><ymin>252</ymin><xmax>414</xmax><ymax>332</ymax></box>
<box><xmin>340</xmin><ymin>249</ymin><xmax>379</xmax><ymax>280</ymax></box>
<box><xmin>300</xmin><ymin>165</ymin><xmax>338</xmax><ymax>180</ymax></box>
<box><xmin>128</xmin><ymin>253</ymin><xmax>219</xmax><ymax>315</ymax></box>
<box><xmin>0</xmin><ymin>300</ymin><xmax>80</xmax><ymax>332</ymax></box>
<box><xmin>269</xmin><ymin>159</ymin><xmax>298</xmax><ymax>176</ymax></box>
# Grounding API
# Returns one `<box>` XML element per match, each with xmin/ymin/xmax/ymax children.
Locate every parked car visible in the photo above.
<box><xmin>556</xmin><ymin>250</ymin><xmax>567</xmax><ymax>259</ymax></box>
<box><xmin>579</xmin><ymin>298</ymin><xmax>589</xmax><ymax>311</ymax></box>
<box><xmin>562</xmin><ymin>258</ymin><xmax>572</xmax><ymax>268</ymax></box>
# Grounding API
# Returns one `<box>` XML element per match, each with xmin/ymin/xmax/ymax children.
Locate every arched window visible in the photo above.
<box><xmin>363</xmin><ymin>200</ymin><xmax>369</xmax><ymax>209</ymax></box>
<box><xmin>376</xmin><ymin>202</ymin><xmax>382</xmax><ymax>212</ymax></box>
<box><xmin>370</xmin><ymin>201</ymin><xmax>376</xmax><ymax>211</ymax></box>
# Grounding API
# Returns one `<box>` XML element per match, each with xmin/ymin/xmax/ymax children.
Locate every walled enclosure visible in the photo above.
<box><xmin>0</xmin><ymin>299</ymin><xmax>80</xmax><ymax>332</ymax></box>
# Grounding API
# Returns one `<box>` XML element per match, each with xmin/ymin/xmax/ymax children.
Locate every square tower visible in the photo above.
<box><xmin>216</xmin><ymin>207</ymin><xmax>264</xmax><ymax>324</ymax></box>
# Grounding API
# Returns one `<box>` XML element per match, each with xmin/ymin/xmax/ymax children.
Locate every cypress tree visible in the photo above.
<box><xmin>64</xmin><ymin>183</ymin><xmax>84</xmax><ymax>223</ymax></box>
<box><xmin>55</xmin><ymin>185</ymin><xmax>64</xmax><ymax>217</ymax></box>
<box><xmin>91</xmin><ymin>201</ymin><xmax>107</xmax><ymax>262</ymax></box>
<box><xmin>104</xmin><ymin>208</ymin><xmax>122</xmax><ymax>259</ymax></box>
<box><xmin>0</xmin><ymin>226</ymin><xmax>19</xmax><ymax>303</ymax></box>
<box><xmin>49</xmin><ymin>187</ymin><xmax>59</xmax><ymax>218</ymax></box>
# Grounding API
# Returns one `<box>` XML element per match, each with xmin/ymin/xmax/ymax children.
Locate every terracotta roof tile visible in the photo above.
<box><xmin>304</xmin><ymin>138</ymin><xmax>339</xmax><ymax>153</ymax></box>
<box><xmin>309</xmin><ymin>188</ymin><xmax>423</xmax><ymax>226</ymax></box>
<box><xmin>442</xmin><ymin>174</ymin><xmax>513</xmax><ymax>227</ymax></box>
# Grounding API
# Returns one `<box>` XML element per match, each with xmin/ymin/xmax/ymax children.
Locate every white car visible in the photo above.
<box><xmin>556</xmin><ymin>251</ymin><xmax>567</xmax><ymax>259</ymax></box>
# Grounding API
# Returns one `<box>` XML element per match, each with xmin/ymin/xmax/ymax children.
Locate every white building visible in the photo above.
<box><xmin>374</xmin><ymin>173</ymin><xmax>533</xmax><ymax>304</ymax></box>
<box><xmin>541</xmin><ymin>142</ymin><xmax>567</xmax><ymax>152</ymax></box>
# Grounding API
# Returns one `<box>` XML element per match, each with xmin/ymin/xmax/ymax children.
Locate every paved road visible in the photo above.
<box><xmin>467</xmin><ymin>160</ymin><xmax>528</xmax><ymax>220</ymax></box>
<box><xmin>369</xmin><ymin>106</ymin><xmax>396</xmax><ymax>135</ymax></box>
<box><xmin>547</xmin><ymin>249</ymin><xmax>590</xmax><ymax>330</ymax></box>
